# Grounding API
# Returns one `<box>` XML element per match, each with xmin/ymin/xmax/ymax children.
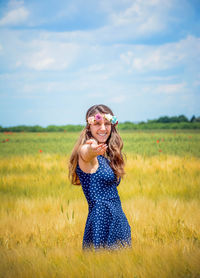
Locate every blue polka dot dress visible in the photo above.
<box><xmin>76</xmin><ymin>155</ymin><xmax>132</xmax><ymax>251</ymax></box>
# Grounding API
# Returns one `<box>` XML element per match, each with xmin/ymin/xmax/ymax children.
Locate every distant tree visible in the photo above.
<box><xmin>46</xmin><ymin>125</ymin><xmax>58</xmax><ymax>132</ymax></box>
<box><xmin>155</xmin><ymin>115</ymin><xmax>188</xmax><ymax>123</ymax></box>
<box><xmin>190</xmin><ymin>115</ymin><xmax>196</xmax><ymax>122</ymax></box>
<box><xmin>123</xmin><ymin>121</ymin><xmax>133</xmax><ymax>124</ymax></box>
<box><xmin>177</xmin><ymin>115</ymin><xmax>188</xmax><ymax>122</ymax></box>
<box><xmin>157</xmin><ymin>116</ymin><xmax>170</xmax><ymax>123</ymax></box>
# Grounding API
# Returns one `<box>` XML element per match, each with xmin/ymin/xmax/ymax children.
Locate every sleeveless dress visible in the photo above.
<box><xmin>76</xmin><ymin>155</ymin><xmax>132</xmax><ymax>251</ymax></box>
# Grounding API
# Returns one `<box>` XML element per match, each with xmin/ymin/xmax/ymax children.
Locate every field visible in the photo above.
<box><xmin>0</xmin><ymin>130</ymin><xmax>200</xmax><ymax>278</ymax></box>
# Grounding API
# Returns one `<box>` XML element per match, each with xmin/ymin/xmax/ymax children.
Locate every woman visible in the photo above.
<box><xmin>69</xmin><ymin>104</ymin><xmax>132</xmax><ymax>251</ymax></box>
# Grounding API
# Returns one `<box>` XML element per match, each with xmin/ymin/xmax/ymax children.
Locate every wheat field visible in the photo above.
<box><xmin>0</xmin><ymin>131</ymin><xmax>200</xmax><ymax>278</ymax></box>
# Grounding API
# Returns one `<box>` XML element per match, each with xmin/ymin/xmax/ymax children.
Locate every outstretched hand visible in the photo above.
<box><xmin>86</xmin><ymin>138</ymin><xmax>107</xmax><ymax>156</ymax></box>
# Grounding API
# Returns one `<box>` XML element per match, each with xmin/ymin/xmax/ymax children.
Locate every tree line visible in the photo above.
<box><xmin>0</xmin><ymin>115</ymin><xmax>200</xmax><ymax>132</ymax></box>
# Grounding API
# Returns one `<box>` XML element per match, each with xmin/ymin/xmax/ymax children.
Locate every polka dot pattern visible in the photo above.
<box><xmin>76</xmin><ymin>155</ymin><xmax>132</xmax><ymax>251</ymax></box>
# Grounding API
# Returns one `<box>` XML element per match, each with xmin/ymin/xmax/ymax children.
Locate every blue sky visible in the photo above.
<box><xmin>0</xmin><ymin>0</ymin><xmax>200</xmax><ymax>127</ymax></box>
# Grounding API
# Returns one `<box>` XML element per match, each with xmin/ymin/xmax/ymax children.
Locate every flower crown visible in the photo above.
<box><xmin>87</xmin><ymin>113</ymin><xmax>118</xmax><ymax>125</ymax></box>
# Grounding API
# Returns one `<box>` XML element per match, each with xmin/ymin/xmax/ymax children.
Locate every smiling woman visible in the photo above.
<box><xmin>68</xmin><ymin>104</ymin><xmax>132</xmax><ymax>251</ymax></box>
<box><xmin>69</xmin><ymin>104</ymin><xmax>124</xmax><ymax>184</ymax></box>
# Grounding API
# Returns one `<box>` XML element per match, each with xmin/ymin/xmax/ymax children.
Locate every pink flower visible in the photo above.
<box><xmin>39</xmin><ymin>149</ymin><xmax>42</xmax><ymax>153</ymax></box>
<box><xmin>156</xmin><ymin>140</ymin><xmax>159</xmax><ymax>143</ymax></box>
<box><xmin>95</xmin><ymin>113</ymin><xmax>103</xmax><ymax>122</ymax></box>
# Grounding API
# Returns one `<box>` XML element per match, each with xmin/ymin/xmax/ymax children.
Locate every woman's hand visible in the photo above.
<box><xmin>85</xmin><ymin>138</ymin><xmax>107</xmax><ymax>156</ymax></box>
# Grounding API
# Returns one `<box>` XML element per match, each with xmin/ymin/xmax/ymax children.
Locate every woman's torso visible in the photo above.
<box><xmin>76</xmin><ymin>155</ymin><xmax>121</xmax><ymax>204</ymax></box>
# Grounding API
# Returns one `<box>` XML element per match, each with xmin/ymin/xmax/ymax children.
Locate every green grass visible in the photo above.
<box><xmin>0</xmin><ymin>130</ymin><xmax>200</xmax><ymax>157</ymax></box>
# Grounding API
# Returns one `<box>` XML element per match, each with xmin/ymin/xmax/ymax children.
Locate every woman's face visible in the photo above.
<box><xmin>89</xmin><ymin>113</ymin><xmax>112</xmax><ymax>143</ymax></box>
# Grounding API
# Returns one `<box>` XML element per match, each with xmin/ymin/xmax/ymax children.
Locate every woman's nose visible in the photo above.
<box><xmin>100</xmin><ymin>123</ymin><xmax>106</xmax><ymax>130</ymax></box>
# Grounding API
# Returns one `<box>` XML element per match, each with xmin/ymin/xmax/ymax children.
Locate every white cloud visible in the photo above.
<box><xmin>98</xmin><ymin>0</ymin><xmax>173</xmax><ymax>41</ymax></box>
<box><xmin>29</xmin><ymin>56</ymin><xmax>55</xmax><ymax>71</ymax></box>
<box><xmin>154</xmin><ymin>83</ymin><xmax>187</xmax><ymax>94</ymax></box>
<box><xmin>120</xmin><ymin>36</ymin><xmax>200</xmax><ymax>72</ymax></box>
<box><xmin>145</xmin><ymin>75</ymin><xmax>179</xmax><ymax>82</ymax></box>
<box><xmin>21</xmin><ymin>41</ymin><xmax>80</xmax><ymax>71</ymax></box>
<box><xmin>0</xmin><ymin>6</ymin><xmax>29</xmax><ymax>26</ymax></box>
<box><xmin>87</xmin><ymin>64</ymin><xmax>105</xmax><ymax>73</ymax></box>
<box><xmin>37</xmin><ymin>0</ymin><xmax>175</xmax><ymax>44</ymax></box>
<box><xmin>8</xmin><ymin>0</ymin><xmax>25</xmax><ymax>9</ymax></box>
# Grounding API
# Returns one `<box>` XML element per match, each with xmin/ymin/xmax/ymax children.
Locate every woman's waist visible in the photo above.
<box><xmin>87</xmin><ymin>197</ymin><xmax>121</xmax><ymax>207</ymax></box>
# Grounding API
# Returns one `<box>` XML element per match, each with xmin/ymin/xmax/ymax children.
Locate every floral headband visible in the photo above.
<box><xmin>87</xmin><ymin>113</ymin><xmax>118</xmax><ymax>125</ymax></box>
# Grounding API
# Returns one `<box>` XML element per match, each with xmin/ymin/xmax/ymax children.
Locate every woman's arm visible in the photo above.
<box><xmin>79</xmin><ymin>139</ymin><xmax>107</xmax><ymax>162</ymax></box>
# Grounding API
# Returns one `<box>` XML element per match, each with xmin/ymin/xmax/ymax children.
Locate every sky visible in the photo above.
<box><xmin>0</xmin><ymin>0</ymin><xmax>200</xmax><ymax>127</ymax></box>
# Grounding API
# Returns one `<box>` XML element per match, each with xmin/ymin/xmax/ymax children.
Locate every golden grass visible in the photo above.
<box><xmin>0</xmin><ymin>154</ymin><xmax>200</xmax><ymax>277</ymax></box>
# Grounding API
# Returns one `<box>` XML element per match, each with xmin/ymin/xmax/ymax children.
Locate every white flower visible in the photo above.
<box><xmin>104</xmin><ymin>114</ymin><xmax>113</xmax><ymax>122</ymax></box>
<box><xmin>88</xmin><ymin>116</ymin><xmax>95</xmax><ymax>124</ymax></box>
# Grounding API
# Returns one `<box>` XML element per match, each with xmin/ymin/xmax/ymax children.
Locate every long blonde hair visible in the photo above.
<box><xmin>68</xmin><ymin>104</ymin><xmax>125</xmax><ymax>185</ymax></box>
